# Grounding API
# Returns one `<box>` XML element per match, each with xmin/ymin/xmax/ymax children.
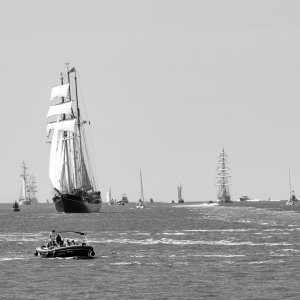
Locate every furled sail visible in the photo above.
<box><xmin>47</xmin><ymin>101</ymin><xmax>73</xmax><ymax>118</ymax></box>
<box><xmin>50</xmin><ymin>83</ymin><xmax>70</xmax><ymax>101</ymax></box>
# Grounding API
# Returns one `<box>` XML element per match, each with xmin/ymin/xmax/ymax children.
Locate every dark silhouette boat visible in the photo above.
<box><xmin>34</xmin><ymin>231</ymin><xmax>95</xmax><ymax>258</ymax></box>
<box><xmin>12</xmin><ymin>201</ymin><xmax>20</xmax><ymax>212</ymax></box>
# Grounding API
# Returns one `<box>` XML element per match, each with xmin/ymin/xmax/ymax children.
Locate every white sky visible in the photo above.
<box><xmin>1</xmin><ymin>0</ymin><xmax>300</xmax><ymax>203</ymax></box>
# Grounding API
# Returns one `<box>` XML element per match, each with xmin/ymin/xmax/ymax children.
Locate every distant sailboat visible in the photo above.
<box><xmin>137</xmin><ymin>170</ymin><xmax>146</xmax><ymax>209</ymax></box>
<box><xmin>216</xmin><ymin>148</ymin><xmax>231</xmax><ymax>203</ymax></box>
<box><xmin>107</xmin><ymin>187</ymin><xmax>114</xmax><ymax>205</ymax></box>
<box><xmin>177</xmin><ymin>184</ymin><xmax>184</xmax><ymax>203</ymax></box>
<box><xmin>19</xmin><ymin>161</ymin><xmax>38</xmax><ymax>205</ymax></box>
<box><xmin>47</xmin><ymin>65</ymin><xmax>102</xmax><ymax>213</ymax></box>
<box><xmin>286</xmin><ymin>169</ymin><xmax>297</xmax><ymax>205</ymax></box>
<box><xmin>12</xmin><ymin>201</ymin><xmax>20</xmax><ymax>212</ymax></box>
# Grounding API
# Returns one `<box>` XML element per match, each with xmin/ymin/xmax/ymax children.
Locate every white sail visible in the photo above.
<box><xmin>50</xmin><ymin>83</ymin><xmax>70</xmax><ymax>101</ymax></box>
<box><xmin>19</xmin><ymin>177</ymin><xmax>26</xmax><ymax>204</ymax></box>
<box><xmin>49</xmin><ymin>124</ymin><xmax>66</xmax><ymax>191</ymax></box>
<box><xmin>49</xmin><ymin>124</ymin><xmax>60</xmax><ymax>190</ymax></box>
<box><xmin>47</xmin><ymin>101</ymin><xmax>73</xmax><ymax>118</ymax></box>
<box><xmin>47</xmin><ymin>119</ymin><xmax>76</xmax><ymax>134</ymax></box>
<box><xmin>107</xmin><ymin>187</ymin><xmax>112</xmax><ymax>204</ymax></box>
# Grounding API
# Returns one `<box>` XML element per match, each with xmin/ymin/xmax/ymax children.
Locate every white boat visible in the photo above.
<box><xmin>136</xmin><ymin>170</ymin><xmax>146</xmax><ymax>209</ymax></box>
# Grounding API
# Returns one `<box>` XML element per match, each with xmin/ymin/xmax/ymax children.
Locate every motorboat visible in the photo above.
<box><xmin>34</xmin><ymin>231</ymin><xmax>95</xmax><ymax>258</ymax></box>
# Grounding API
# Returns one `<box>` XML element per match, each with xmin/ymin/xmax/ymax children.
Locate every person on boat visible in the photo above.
<box><xmin>82</xmin><ymin>235</ymin><xmax>87</xmax><ymax>246</ymax></box>
<box><xmin>48</xmin><ymin>229</ymin><xmax>57</xmax><ymax>247</ymax></box>
<box><xmin>56</xmin><ymin>233</ymin><xmax>63</xmax><ymax>247</ymax></box>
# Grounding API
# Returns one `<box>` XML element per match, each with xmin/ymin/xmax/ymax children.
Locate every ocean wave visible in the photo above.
<box><xmin>175</xmin><ymin>203</ymin><xmax>219</xmax><ymax>208</ymax></box>
<box><xmin>93</xmin><ymin>237</ymin><xmax>292</xmax><ymax>246</ymax></box>
<box><xmin>0</xmin><ymin>257</ymin><xmax>29</xmax><ymax>262</ymax></box>
<box><xmin>111</xmin><ymin>261</ymin><xmax>141</xmax><ymax>265</ymax></box>
<box><xmin>183</xmin><ymin>229</ymin><xmax>253</xmax><ymax>232</ymax></box>
<box><xmin>248</xmin><ymin>259</ymin><xmax>285</xmax><ymax>265</ymax></box>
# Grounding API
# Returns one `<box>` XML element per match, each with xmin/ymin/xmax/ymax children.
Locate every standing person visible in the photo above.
<box><xmin>56</xmin><ymin>233</ymin><xmax>63</xmax><ymax>246</ymax></box>
<box><xmin>49</xmin><ymin>229</ymin><xmax>57</xmax><ymax>246</ymax></box>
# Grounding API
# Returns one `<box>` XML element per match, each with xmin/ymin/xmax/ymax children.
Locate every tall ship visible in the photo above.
<box><xmin>46</xmin><ymin>65</ymin><xmax>102</xmax><ymax>213</ymax></box>
<box><xmin>19</xmin><ymin>161</ymin><xmax>38</xmax><ymax>205</ymax></box>
<box><xmin>177</xmin><ymin>184</ymin><xmax>184</xmax><ymax>203</ymax></box>
<box><xmin>216</xmin><ymin>148</ymin><xmax>231</xmax><ymax>203</ymax></box>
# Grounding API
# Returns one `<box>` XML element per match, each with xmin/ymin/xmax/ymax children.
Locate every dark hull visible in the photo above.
<box><xmin>35</xmin><ymin>245</ymin><xmax>95</xmax><ymax>258</ymax></box>
<box><xmin>53</xmin><ymin>193</ymin><xmax>101</xmax><ymax>213</ymax></box>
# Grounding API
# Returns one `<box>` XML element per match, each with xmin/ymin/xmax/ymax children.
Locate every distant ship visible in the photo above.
<box><xmin>177</xmin><ymin>184</ymin><xmax>184</xmax><ymax>203</ymax></box>
<box><xmin>117</xmin><ymin>194</ymin><xmax>129</xmax><ymax>205</ymax></box>
<box><xmin>47</xmin><ymin>65</ymin><xmax>102</xmax><ymax>213</ymax></box>
<box><xmin>286</xmin><ymin>169</ymin><xmax>297</xmax><ymax>206</ymax></box>
<box><xmin>216</xmin><ymin>148</ymin><xmax>231</xmax><ymax>203</ymax></box>
<box><xmin>19</xmin><ymin>161</ymin><xmax>38</xmax><ymax>205</ymax></box>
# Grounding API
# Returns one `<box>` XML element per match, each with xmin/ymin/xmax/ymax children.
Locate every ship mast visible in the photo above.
<box><xmin>20</xmin><ymin>161</ymin><xmax>28</xmax><ymax>200</ymax></box>
<box><xmin>140</xmin><ymin>170</ymin><xmax>145</xmax><ymax>203</ymax></box>
<box><xmin>60</xmin><ymin>69</ymin><xmax>73</xmax><ymax>192</ymax></box>
<box><xmin>216</xmin><ymin>148</ymin><xmax>231</xmax><ymax>203</ymax></box>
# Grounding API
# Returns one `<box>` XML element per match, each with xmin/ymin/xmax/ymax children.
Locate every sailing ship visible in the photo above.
<box><xmin>216</xmin><ymin>148</ymin><xmax>231</xmax><ymax>203</ymax></box>
<box><xmin>19</xmin><ymin>161</ymin><xmax>38</xmax><ymax>205</ymax></box>
<box><xmin>12</xmin><ymin>201</ymin><xmax>20</xmax><ymax>212</ymax></box>
<box><xmin>177</xmin><ymin>184</ymin><xmax>184</xmax><ymax>203</ymax></box>
<box><xmin>47</xmin><ymin>65</ymin><xmax>102</xmax><ymax>213</ymax></box>
<box><xmin>137</xmin><ymin>170</ymin><xmax>146</xmax><ymax>208</ymax></box>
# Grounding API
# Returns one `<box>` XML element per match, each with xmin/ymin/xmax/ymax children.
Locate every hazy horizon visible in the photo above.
<box><xmin>1</xmin><ymin>0</ymin><xmax>300</xmax><ymax>203</ymax></box>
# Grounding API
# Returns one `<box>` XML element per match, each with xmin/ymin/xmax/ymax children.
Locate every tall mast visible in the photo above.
<box><xmin>21</xmin><ymin>161</ymin><xmax>28</xmax><ymax>200</ymax></box>
<box><xmin>60</xmin><ymin>69</ymin><xmax>72</xmax><ymax>192</ymax></box>
<box><xmin>74</xmin><ymin>70</ymin><xmax>85</xmax><ymax>173</ymax></box>
<box><xmin>140</xmin><ymin>170</ymin><xmax>144</xmax><ymax>203</ymax></box>
<box><xmin>289</xmin><ymin>168</ymin><xmax>292</xmax><ymax>200</ymax></box>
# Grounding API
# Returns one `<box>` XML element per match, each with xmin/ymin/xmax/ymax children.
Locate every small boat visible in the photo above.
<box><xmin>136</xmin><ymin>170</ymin><xmax>146</xmax><ymax>209</ymax></box>
<box><xmin>34</xmin><ymin>231</ymin><xmax>95</xmax><ymax>258</ymax></box>
<box><xmin>286</xmin><ymin>169</ymin><xmax>297</xmax><ymax>206</ymax></box>
<box><xmin>12</xmin><ymin>201</ymin><xmax>20</xmax><ymax>212</ymax></box>
<box><xmin>117</xmin><ymin>194</ymin><xmax>129</xmax><ymax>205</ymax></box>
<box><xmin>177</xmin><ymin>184</ymin><xmax>184</xmax><ymax>203</ymax></box>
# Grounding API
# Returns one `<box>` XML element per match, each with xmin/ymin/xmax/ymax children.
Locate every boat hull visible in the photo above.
<box><xmin>35</xmin><ymin>245</ymin><xmax>95</xmax><ymax>258</ymax></box>
<box><xmin>53</xmin><ymin>193</ymin><xmax>101</xmax><ymax>213</ymax></box>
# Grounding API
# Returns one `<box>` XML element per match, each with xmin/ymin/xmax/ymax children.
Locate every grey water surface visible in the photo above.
<box><xmin>0</xmin><ymin>201</ymin><xmax>299</xmax><ymax>299</ymax></box>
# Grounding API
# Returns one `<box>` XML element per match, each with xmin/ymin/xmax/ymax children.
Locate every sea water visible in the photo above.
<box><xmin>0</xmin><ymin>201</ymin><xmax>299</xmax><ymax>299</ymax></box>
